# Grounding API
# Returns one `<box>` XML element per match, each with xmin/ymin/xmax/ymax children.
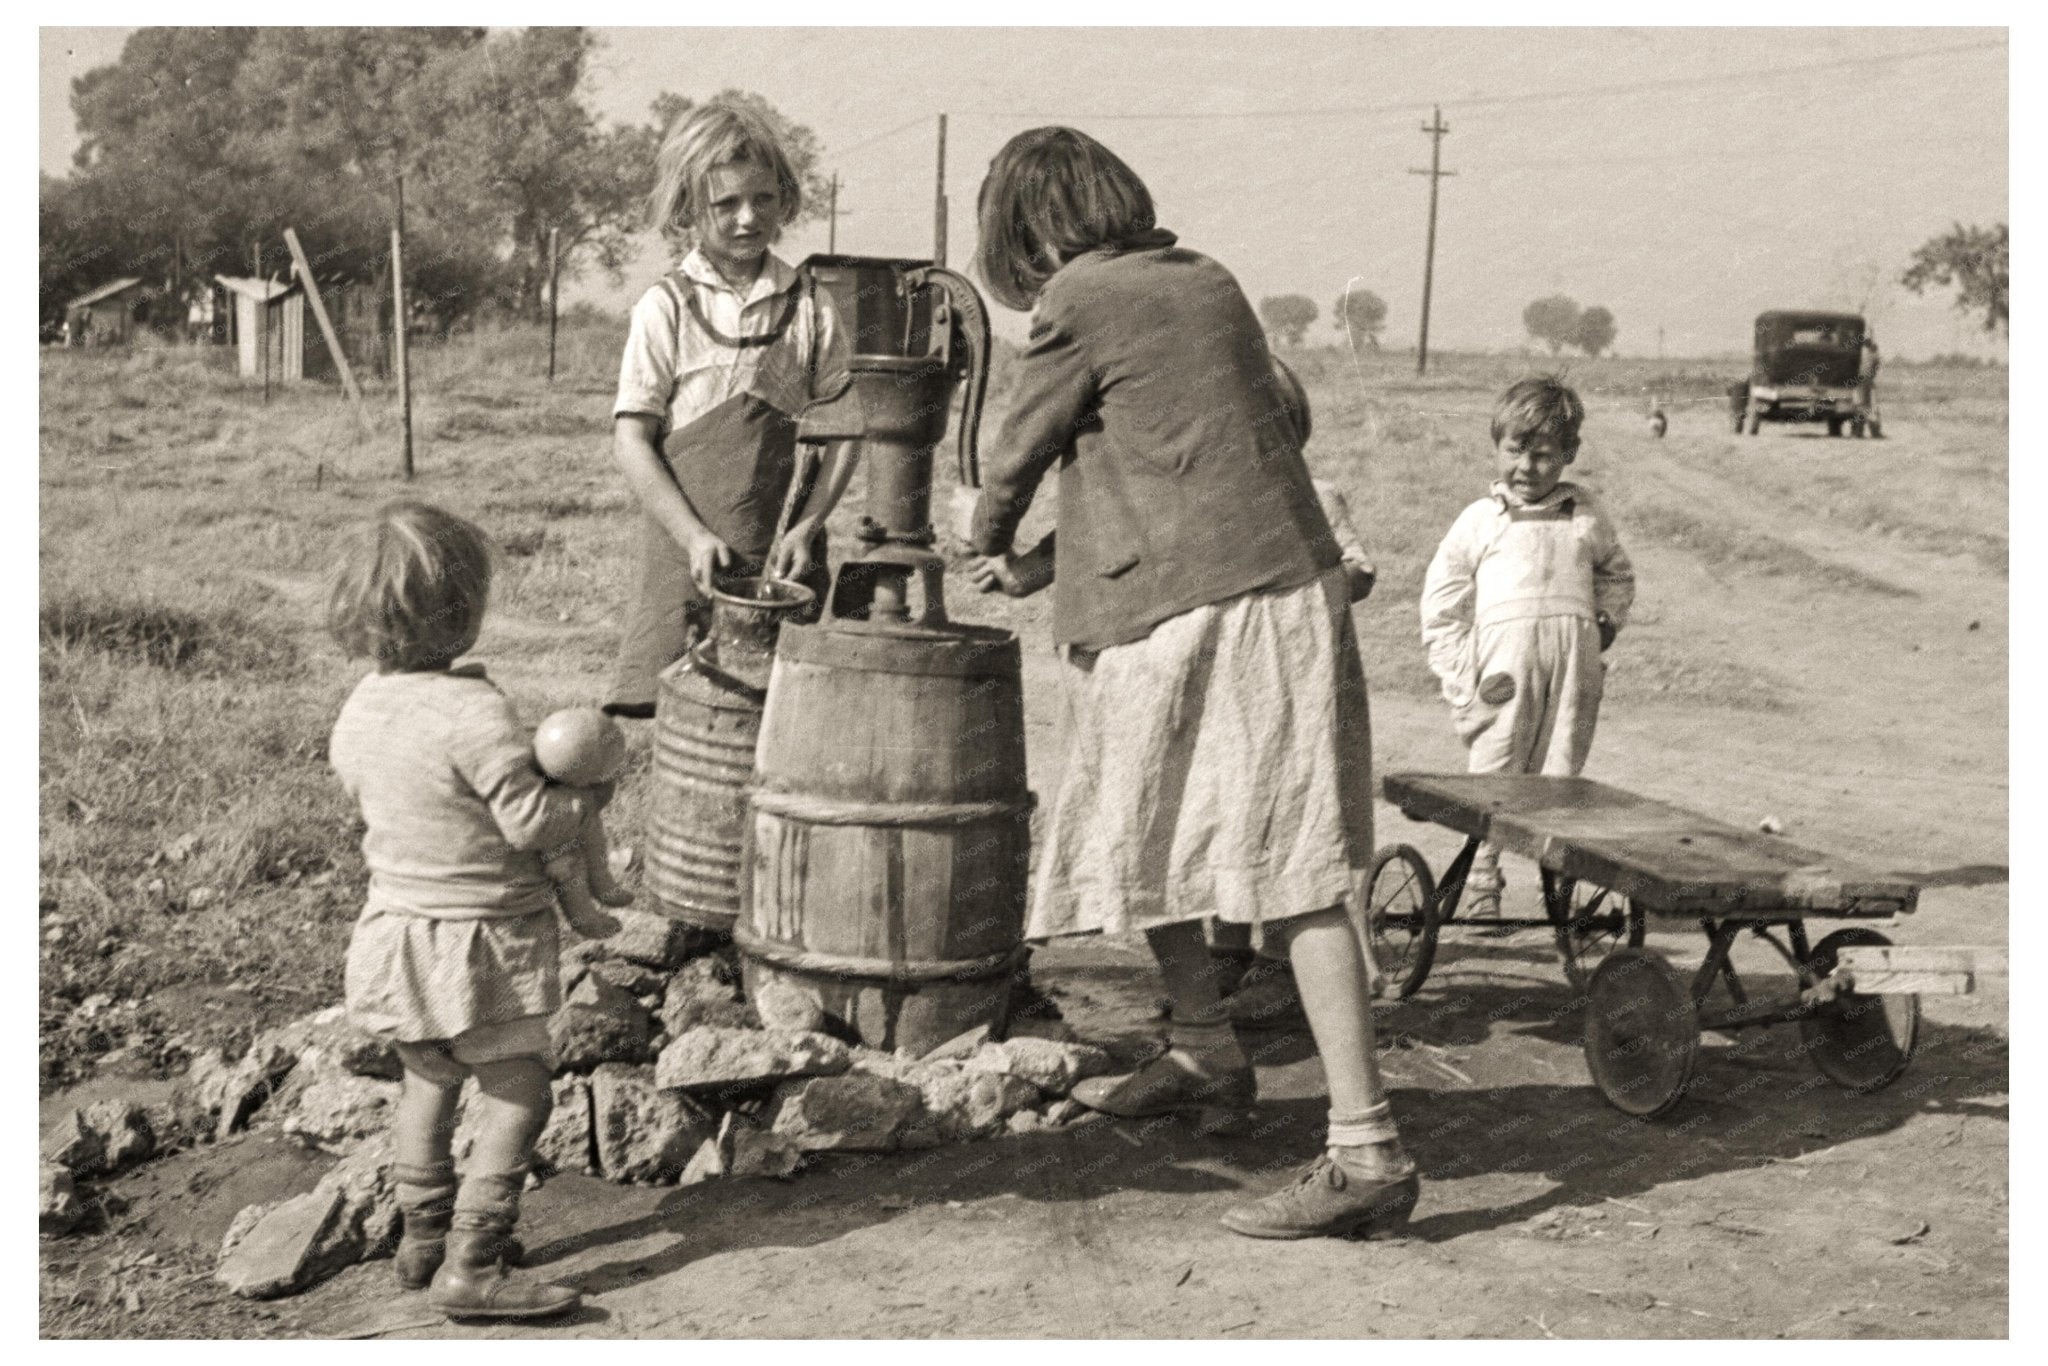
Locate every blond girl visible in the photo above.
<box><xmin>608</xmin><ymin>99</ymin><xmax>858</xmax><ymax>716</ymax></box>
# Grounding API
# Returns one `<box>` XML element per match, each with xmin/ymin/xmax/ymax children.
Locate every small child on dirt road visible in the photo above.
<box><xmin>965</xmin><ymin>126</ymin><xmax>1419</xmax><ymax>1241</ymax></box>
<box><xmin>1420</xmin><ymin>377</ymin><xmax>1636</xmax><ymax>917</ymax></box>
<box><xmin>326</xmin><ymin>500</ymin><xmax>608</xmax><ymax>1322</ymax></box>
<box><xmin>605</xmin><ymin>98</ymin><xmax>860</xmax><ymax>718</ymax></box>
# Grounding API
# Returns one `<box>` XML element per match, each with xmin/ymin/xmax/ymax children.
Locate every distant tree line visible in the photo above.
<box><xmin>1522</xmin><ymin>296</ymin><xmax>1616</xmax><ymax>358</ymax></box>
<box><xmin>39</xmin><ymin>27</ymin><xmax>825</xmax><ymax>335</ymax></box>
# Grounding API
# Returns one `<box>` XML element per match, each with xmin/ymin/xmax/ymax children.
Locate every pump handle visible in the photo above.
<box><xmin>906</xmin><ymin>266</ymin><xmax>990</xmax><ymax>489</ymax></box>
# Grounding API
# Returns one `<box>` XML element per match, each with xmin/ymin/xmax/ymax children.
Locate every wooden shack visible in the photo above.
<box><xmin>217</xmin><ymin>275</ymin><xmax>305</xmax><ymax>381</ymax></box>
<box><xmin>64</xmin><ymin>277</ymin><xmax>148</xmax><ymax>347</ymax></box>
<box><xmin>216</xmin><ymin>274</ymin><xmax>384</xmax><ymax>384</ymax></box>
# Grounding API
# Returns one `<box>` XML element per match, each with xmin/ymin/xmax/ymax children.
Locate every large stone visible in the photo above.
<box><xmin>219</xmin><ymin>1201</ymin><xmax>271</xmax><ymax>1261</ymax></box>
<box><xmin>40</xmin><ymin>1162</ymin><xmax>84</xmax><ymax>1238</ymax></box>
<box><xmin>94</xmin><ymin>1101</ymin><xmax>157</xmax><ymax>1164</ymax></box>
<box><xmin>281</xmin><ymin>1074</ymin><xmax>400</xmax><ymax>1154</ymax></box>
<box><xmin>854</xmin><ymin>1055</ymin><xmax>1040</xmax><ymax>1142</ymax></box>
<box><xmin>750</xmin><ymin>979</ymin><xmax>827</xmax><ymax>1035</ymax></box>
<box><xmin>558</xmin><ymin>938</ymin><xmax>607</xmax><ymax>995</ymax></box>
<box><xmin>550</xmin><ymin>973</ymin><xmax>655</xmax><ymax>1071</ymax></box>
<box><xmin>263</xmin><ymin>1006</ymin><xmax>402</xmax><ymax>1081</ymax></box>
<box><xmin>40</xmin><ymin>1109</ymin><xmax>106</xmax><ymax>1177</ymax></box>
<box><xmin>177</xmin><ymin>1039</ymin><xmax>297</xmax><ymax>1140</ymax></box>
<box><xmin>677</xmin><ymin>1136</ymin><xmax>726</xmax><ymax>1187</ymax></box>
<box><xmin>589</xmin><ymin>957</ymin><xmax>667</xmax><ymax>1001</ymax></box>
<box><xmin>769</xmin><ymin>1073</ymin><xmax>925</xmax><ymax>1152</ymax></box>
<box><xmin>215</xmin><ymin>1188</ymin><xmax>358</xmax><ymax>1300</ymax></box>
<box><xmin>659</xmin><ymin>955</ymin><xmax>753</xmax><ymax>1035</ymax></box>
<box><xmin>921</xmin><ymin>1023</ymin><xmax>993</xmax><ymax>1062</ymax></box>
<box><xmin>726</xmin><ymin>1120</ymin><xmax>803</xmax><ymax>1180</ymax></box>
<box><xmin>591</xmin><ymin>1063</ymin><xmax>716</xmax><ymax>1185</ymax></box>
<box><xmin>536</xmin><ymin>1076</ymin><xmax>596</xmax><ymax>1175</ymax></box>
<box><xmin>602</xmin><ymin>908</ymin><xmax>703</xmax><ymax>970</ymax></box>
<box><xmin>83</xmin><ymin>1100</ymin><xmax>157</xmax><ymax>1173</ymax></box>
<box><xmin>654</xmin><ymin>1027</ymin><xmax>850</xmax><ymax>1096</ymax></box>
<box><xmin>312</xmin><ymin>1134</ymin><xmax>403</xmax><ymax>1262</ymax></box>
<box><xmin>963</xmin><ymin>1037</ymin><xmax>1116</xmax><ymax>1096</ymax></box>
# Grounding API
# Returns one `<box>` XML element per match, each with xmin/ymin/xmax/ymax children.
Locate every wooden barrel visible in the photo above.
<box><xmin>738</xmin><ymin>621</ymin><xmax>1033</xmax><ymax>1055</ymax></box>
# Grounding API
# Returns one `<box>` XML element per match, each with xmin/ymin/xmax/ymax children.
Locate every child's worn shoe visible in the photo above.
<box><xmin>428</xmin><ymin>1213</ymin><xmax>578</xmax><ymax>1321</ymax></box>
<box><xmin>394</xmin><ymin>1205</ymin><xmax>524</xmax><ymax>1289</ymax></box>
<box><xmin>1220</xmin><ymin>1149</ymin><xmax>1420</xmax><ymax>1240</ymax></box>
<box><xmin>1070</xmin><ymin>1049</ymin><xmax>1256</xmax><ymax>1119</ymax></box>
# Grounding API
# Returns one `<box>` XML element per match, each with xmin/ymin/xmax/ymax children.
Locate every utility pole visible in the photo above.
<box><xmin>392</xmin><ymin>167</ymin><xmax>414</xmax><ymax>480</ymax></box>
<box><xmin>546</xmin><ymin>225</ymin><xmax>561</xmax><ymax>382</ymax></box>
<box><xmin>933</xmin><ymin>114</ymin><xmax>948</xmax><ymax>267</ymax></box>
<box><xmin>1657</xmin><ymin>325</ymin><xmax>1665</xmax><ymax>361</ymax></box>
<box><xmin>1408</xmin><ymin>106</ymin><xmax>1456</xmax><ymax>377</ymax></box>
<box><xmin>828</xmin><ymin>173</ymin><xmax>839</xmax><ymax>254</ymax></box>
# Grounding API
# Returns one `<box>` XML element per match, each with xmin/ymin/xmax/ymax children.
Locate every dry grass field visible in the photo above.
<box><xmin>39</xmin><ymin>326</ymin><xmax>2007</xmax><ymax>1337</ymax></box>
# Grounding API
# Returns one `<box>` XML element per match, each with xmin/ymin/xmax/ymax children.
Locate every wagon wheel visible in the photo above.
<box><xmin>1548</xmin><ymin>878</ymin><xmax>1646</xmax><ymax>993</ymax></box>
<box><xmin>1743</xmin><ymin>407</ymin><xmax>1763</xmax><ymax>436</ymax></box>
<box><xmin>1800</xmin><ymin>928</ymin><xmax>1919</xmax><ymax>1093</ymax></box>
<box><xmin>1365</xmin><ymin>844</ymin><xmax>1441</xmax><ymax>999</ymax></box>
<box><xmin>1583</xmin><ymin>948</ymin><xmax>1699</xmax><ymax>1119</ymax></box>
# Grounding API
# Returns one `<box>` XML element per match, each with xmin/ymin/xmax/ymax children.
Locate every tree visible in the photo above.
<box><xmin>1901</xmin><ymin>222</ymin><xmax>2008</xmax><ymax>335</ymax></box>
<box><xmin>1333</xmin><ymin>288</ymin><xmax>1388</xmax><ymax>350</ymax></box>
<box><xmin>67</xmin><ymin>27</ymin><xmax>265</xmax><ymax>307</ymax></box>
<box><xmin>1259</xmin><ymin>294</ymin><xmax>1318</xmax><ymax>347</ymax></box>
<box><xmin>1522</xmin><ymin>295</ymin><xmax>1581</xmax><ymax>355</ymax></box>
<box><xmin>45</xmin><ymin>28</ymin><xmax>829</xmax><ymax>330</ymax></box>
<box><xmin>1573</xmin><ymin>305</ymin><xmax>1617</xmax><ymax>358</ymax></box>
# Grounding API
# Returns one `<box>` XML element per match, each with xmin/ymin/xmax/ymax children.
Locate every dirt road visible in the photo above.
<box><xmin>44</xmin><ymin>377</ymin><xmax>2006</xmax><ymax>1339</ymax></box>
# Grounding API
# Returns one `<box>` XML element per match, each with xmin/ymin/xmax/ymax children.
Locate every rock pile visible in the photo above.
<box><xmin>41</xmin><ymin>909</ymin><xmax>1117</xmax><ymax>1303</ymax></box>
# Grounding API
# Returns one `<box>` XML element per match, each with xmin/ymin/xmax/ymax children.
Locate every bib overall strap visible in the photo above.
<box><xmin>660</xmin><ymin>270</ymin><xmax>801</xmax><ymax>350</ymax></box>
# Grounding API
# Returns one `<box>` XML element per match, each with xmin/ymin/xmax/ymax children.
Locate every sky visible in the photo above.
<box><xmin>39</xmin><ymin>24</ymin><xmax>2010</xmax><ymax>360</ymax></box>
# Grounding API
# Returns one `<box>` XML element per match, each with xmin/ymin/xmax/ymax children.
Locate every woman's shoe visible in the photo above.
<box><xmin>1219</xmin><ymin>1153</ymin><xmax>1420</xmax><ymax>1240</ymax></box>
<box><xmin>1222</xmin><ymin>960</ymin><xmax>1308</xmax><ymax>1031</ymax></box>
<box><xmin>1069</xmin><ymin>1049</ymin><xmax>1256</xmax><ymax>1119</ymax></box>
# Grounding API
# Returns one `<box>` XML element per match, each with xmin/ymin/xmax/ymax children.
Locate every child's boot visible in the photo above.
<box><xmin>428</xmin><ymin>1172</ymin><xmax>579</xmax><ymax>1321</ymax></box>
<box><xmin>392</xmin><ymin>1161</ymin><xmax>456</xmax><ymax>1291</ymax></box>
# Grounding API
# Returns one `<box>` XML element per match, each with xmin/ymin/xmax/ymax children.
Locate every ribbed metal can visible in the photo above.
<box><xmin>645</xmin><ymin>577</ymin><xmax>814</xmax><ymax>933</ymax></box>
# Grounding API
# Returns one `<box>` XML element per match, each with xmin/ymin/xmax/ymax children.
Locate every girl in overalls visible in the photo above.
<box><xmin>965</xmin><ymin>127</ymin><xmax>1419</xmax><ymax>1241</ymax></box>
<box><xmin>607</xmin><ymin>100</ymin><xmax>857</xmax><ymax>717</ymax></box>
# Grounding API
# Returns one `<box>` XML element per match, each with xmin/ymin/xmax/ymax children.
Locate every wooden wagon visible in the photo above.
<box><xmin>1368</xmin><ymin>774</ymin><xmax>1994</xmax><ymax>1118</ymax></box>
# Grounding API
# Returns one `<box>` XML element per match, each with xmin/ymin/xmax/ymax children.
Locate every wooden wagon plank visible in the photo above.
<box><xmin>1381</xmin><ymin>772</ymin><xmax>1918</xmax><ymax>917</ymax></box>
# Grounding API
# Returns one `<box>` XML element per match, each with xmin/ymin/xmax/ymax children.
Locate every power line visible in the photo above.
<box><xmin>820</xmin><ymin>113</ymin><xmax>932</xmax><ymax>162</ymax></box>
<box><xmin>948</xmin><ymin>36</ymin><xmax>2002</xmax><ymax>125</ymax></box>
